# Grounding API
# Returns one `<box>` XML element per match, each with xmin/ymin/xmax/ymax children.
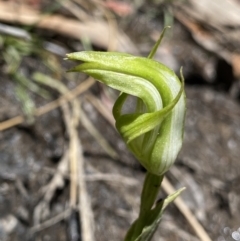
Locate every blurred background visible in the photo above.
<box><xmin>0</xmin><ymin>1</ymin><xmax>240</xmax><ymax>241</ymax></box>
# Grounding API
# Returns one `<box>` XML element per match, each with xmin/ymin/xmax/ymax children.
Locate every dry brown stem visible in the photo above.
<box><xmin>162</xmin><ymin>178</ymin><xmax>212</xmax><ymax>241</ymax></box>
<box><xmin>0</xmin><ymin>1</ymin><xmax>137</xmax><ymax>53</ymax></box>
<box><xmin>36</xmin><ymin>75</ymin><xmax>95</xmax><ymax>240</ymax></box>
<box><xmin>33</xmin><ymin>151</ymin><xmax>69</xmax><ymax>225</ymax></box>
<box><xmin>0</xmin><ymin>78</ymin><xmax>95</xmax><ymax>131</ymax></box>
<box><xmin>31</xmin><ymin>208</ymin><xmax>72</xmax><ymax>233</ymax></box>
<box><xmin>79</xmin><ymin>107</ymin><xmax>118</xmax><ymax>159</ymax></box>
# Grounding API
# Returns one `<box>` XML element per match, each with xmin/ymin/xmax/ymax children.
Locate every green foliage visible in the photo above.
<box><xmin>133</xmin><ymin>187</ymin><xmax>185</xmax><ymax>241</ymax></box>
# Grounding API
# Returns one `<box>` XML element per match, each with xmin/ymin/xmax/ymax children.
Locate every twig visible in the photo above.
<box><xmin>43</xmin><ymin>165</ymin><xmax>138</xmax><ymax>187</ymax></box>
<box><xmin>59</xmin><ymin>0</ymin><xmax>90</xmax><ymax>22</ymax></box>
<box><xmin>162</xmin><ymin>177</ymin><xmax>212</xmax><ymax>241</ymax></box>
<box><xmin>0</xmin><ymin>22</ymin><xmax>31</xmax><ymax>40</ymax></box>
<box><xmin>76</xmin><ymin>127</ymin><xmax>95</xmax><ymax>241</ymax></box>
<box><xmin>35</xmin><ymin>78</ymin><xmax>94</xmax><ymax>116</ymax></box>
<box><xmin>85</xmin><ymin>173</ymin><xmax>138</xmax><ymax>186</ymax></box>
<box><xmin>94</xmin><ymin>0</ymin><xmax>119</xmax><ymax>52</ymax></box>
<box><xmin>71</xmin><ymin>0</ymin><xmax>120</xmax><ymax>51</ymax></box>
<box><xmin>0</xmin><ymin>116</ymin><xmax>24</xmax><ymax>132</ymax></box>
<box><xmin>160</xmin><ymin>220</ymin><xmax>200</xmax><ymax>241</ymax></box>
<box><xmin>30</xmin><ymin>208</ymin><xmax>72</xmax><ymax>233</ymax></box>
<box><xmin>0</xmin><ymin>77</ymin><xmax>95</xmax><ymax>131</ymax></box>
<box><xmin>15</xmin><ymin>178</ymin><xmax>29</xmax><ymax>200</ymax></box>
<box><xmin>85</xmin><ymin>93</ymin><xmax>115</xmax><ymax>126</ymax></box>
<box><xmin>66</xmin><ymin>96</ymin><xmax>95</xmax><ymax>241</ymax></box>
<box><xmin>34</xmin><ymin>72</ymin><xmax>80</xmax><ymax>221</ymax></box>
<box><xmin>86</xmin><ymin>163</ymin><xmax>140</xmax><ymax>218</ymax></box>
<box><xmin>33</xmin><ymin>151</ymin><xmax>69</xmax><ymax>225</ymax></box>
<box><xmin>37</xmin><ymin>75</ymin><xmax>95</xmax><ymax>241</ymax></box>
<box><xmin>41</xmin><ymin>150</ymin><xmax>69</xmax><ymax>200</ymax></box>
<box><xmin>79</xmin><ymin>108</ymin><xmax>118</xmax><ymax>159</ymax></box>
<box><xmin>61</xmin><ymin>102</ymin><xmax>79</xmax><ymax>208</ymax></box>
<box><xmin>0</xmin><ymin>2</ymin><xmax>138</xmax><ymax>53</ymax></box>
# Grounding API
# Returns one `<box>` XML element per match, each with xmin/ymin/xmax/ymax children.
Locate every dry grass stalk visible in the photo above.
<box><xmin>31</xmin><ymin>208</ymin><xmax>72</xmax><ymax>233</ymax></box>
<box><xmin>0</xmin><ymin>78</ymin><xmax>95</xmax><ymax>131</ymax></box>
<box><xmin>79</xmin><ymin>108</ymin><xmax>118</xmax><ymax>159</ymax></box>
<box><xmin>0</xmin><ymin>1</ymin><xmax>137</xmax><ymax>53</ymax></box>
<box><xmin>33</xmin><ymin>151</ymin><xmax>69</xmax><ymax>225</ymax></box>
<box><xmin>34</xmin><ymin>75</ymin><xmax>95</xmax><ymax>241</ymax></box>
<box><xmin>162</xmin><ymin>178</ymin><xmax>212</xmax><ymax>241</ymax></box>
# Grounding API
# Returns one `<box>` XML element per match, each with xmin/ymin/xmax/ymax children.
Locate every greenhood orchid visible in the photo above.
<box><xmin>66</xmin><ymin>27</ymin><xmax>186</xmax><ymax>241</ymax></box>
<box><xmin>66</xmin><ymin>39</ymin><xmax>185</xmax><ymax>176</ymax></box>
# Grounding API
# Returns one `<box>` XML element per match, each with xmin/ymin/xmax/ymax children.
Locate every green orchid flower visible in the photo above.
<box><xmin>66</xmin><ymin>30</ymin><xmax>185</xmax><ymax>176</ymax></box>
<box><xmin>67</xmin><ymin>27</ymin><xmax>186</xmax><ymax>240</ymax></box>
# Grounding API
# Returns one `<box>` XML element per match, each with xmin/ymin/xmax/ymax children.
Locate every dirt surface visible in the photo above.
<box><xmin>1</xmin><ymin>1</ymin><xmax>240</xmax><ymax>241</ymax></box>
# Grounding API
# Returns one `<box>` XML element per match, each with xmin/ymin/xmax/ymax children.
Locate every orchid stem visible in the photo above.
<box><xmin>125</xmin><ymin>172</ymin><xmax>164</xmax><ymax>241</ymax></box>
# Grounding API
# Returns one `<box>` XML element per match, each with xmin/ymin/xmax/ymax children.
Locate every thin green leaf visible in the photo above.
<box><xmin>135</xmin><ymin>187</ymin><xmax>185</xmax><ymax>241</ymax></box>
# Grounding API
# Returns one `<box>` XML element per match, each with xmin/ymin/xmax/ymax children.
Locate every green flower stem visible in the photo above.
<box><xmin>139</xmin><ymin>172</ymin><xmax>164</xmax><ymax>216</ymax></box>
<box><xmin>125</xmin><ymin>172</ymin><xmax>164</xmax><ymax>241</ymax></box>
